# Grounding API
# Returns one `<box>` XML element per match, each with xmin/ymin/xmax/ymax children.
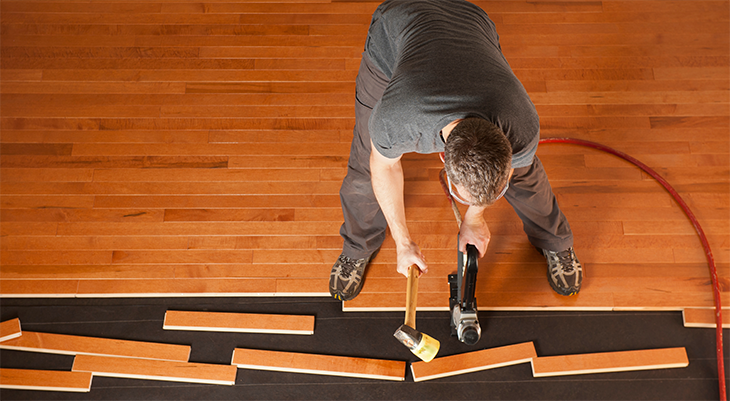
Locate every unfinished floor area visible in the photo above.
<box><xmin>1</xmin><ymin>0</ymin><xmax>729</xmax><ymax>399</ymax></box>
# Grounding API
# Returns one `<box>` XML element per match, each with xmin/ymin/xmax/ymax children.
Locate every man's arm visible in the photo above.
<box><xmin>369</xmin><ymin>140</ymin><xmax>428</xmax><ymax>277</ymax></box>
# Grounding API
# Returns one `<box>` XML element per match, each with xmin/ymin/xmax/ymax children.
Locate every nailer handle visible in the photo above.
<box><xmin>404</xmin><ymin>265</ymin><xmax>419</xmax><ymax>329</ymax></box>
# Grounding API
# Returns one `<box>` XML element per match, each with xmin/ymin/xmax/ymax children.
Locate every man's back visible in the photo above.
<box><xmin>367</xmin><ymin>0</ymin><xmax>539</xmax><ymax>168</ymax></box>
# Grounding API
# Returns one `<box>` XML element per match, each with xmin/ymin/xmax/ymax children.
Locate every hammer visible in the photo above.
<box><xmin>393</xmin><ymin>265</ymin><xmax>440</xmax><ymax>362</ymax></box>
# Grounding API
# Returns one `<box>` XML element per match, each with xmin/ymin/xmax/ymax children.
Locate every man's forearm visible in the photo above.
<box><xmin>370</xmin><ymin>153</ymin><xmax>411</xmax><ymax>247</ymax></box>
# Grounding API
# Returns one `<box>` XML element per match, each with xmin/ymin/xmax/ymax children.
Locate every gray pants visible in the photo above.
<box><xmin>339</xmin><ymin>53</ymin><xmax>573</xmax><ymax>259</ymax></box>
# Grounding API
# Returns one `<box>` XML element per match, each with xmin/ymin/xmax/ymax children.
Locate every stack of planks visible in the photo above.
<box><xmin>0</xmin><ymin>1</ymin><xmax>728</xmax><ymax>310</ymax></box>
<box><xmin>0</xmin><ymin>316</ymin><xmax>691</xmax><ymax>391</ymax></box>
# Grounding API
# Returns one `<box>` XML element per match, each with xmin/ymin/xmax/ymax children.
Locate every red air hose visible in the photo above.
<box><xmin>539</xmin><ymin>137</ymin><xmax>726</xmax><ymax>400</ymax></box>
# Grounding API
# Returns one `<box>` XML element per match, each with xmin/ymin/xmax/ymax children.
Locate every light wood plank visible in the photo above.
<box><xmin>163</xmin><ymin>310</ymin><xmax>314</xmax><ymax>335</ymax></box>
<box><xmin>76</xmin><ymin>278</ymin><xmax>277</xmax><ymax>297</ymax></box>
<box><xmin>531</xmin><ymin>348</ymin><xmax>689</xmax><ymax>377</ymax></box>
<box><xmin>0</xmin><ymin>331</ymin><xmax>190</xmax><ymax>361</ymax></box>
<box><xmin>682</xmin><ymin>308</ymin><xmax>730</xmax><ymax>328</ymax></box>
<box><xmin>72</xmin><ymin>354</ymin><xmax>237</xmax><ymax>386</ymax></box>
<box><xmin>0</xmin><ymin>318</ymin><xmax>22</xmax><ymax>343</ymax></box>
<box><xmin>0</xmin><ymin>369</ymin><xmax>92</xmax><ymax>393</ymax></box>
<box><xmin>231</xmin><ymin>348</ymin><xmax>406</xmax><ymax>381</ymax></box>
<box><xmin>411</xmin><ymin>342</ymin><xmax>537</xmax><ymax>382</ymax></box>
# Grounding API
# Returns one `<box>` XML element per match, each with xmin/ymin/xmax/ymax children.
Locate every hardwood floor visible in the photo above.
<box><xmin>1</xmin><ymin>0</ymin><xmax>728</xmax><ymax>312</ymax></box>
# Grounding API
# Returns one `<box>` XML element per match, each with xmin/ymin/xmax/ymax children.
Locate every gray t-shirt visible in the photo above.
<box><xmin>366</xmin><ymin>0</ymin><xmax>539</xmax><ymax>168</ymax></box>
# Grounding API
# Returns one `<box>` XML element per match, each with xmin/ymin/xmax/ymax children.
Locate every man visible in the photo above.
<box><xmin>329</xmin><ymin>0</ymin><xmax>582</xmax><ymax>302</ymax></box>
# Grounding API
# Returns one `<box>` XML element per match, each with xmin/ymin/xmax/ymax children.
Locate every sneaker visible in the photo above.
<box><xmin>329</xmin><ymin>253</ymin><xmax>371</xmax><ymax>301</ymax></box>
<box><xmin>541</xmin><ymin>247</ymin><xmax>583</xmax><ymax>296</ymax></box>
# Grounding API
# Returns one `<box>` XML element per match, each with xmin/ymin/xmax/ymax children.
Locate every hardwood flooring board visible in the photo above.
<box><xmin>1</xmin><ymin>168</ymin><xmax>94</xmax><ymax>182</ymax></box>
<box><xmin>0</xmin><ymin>208</ymin><xmax>165</xmax><ymax>223</ymax></box>
<box><xmin>612</xmin><ymin>292</ymin><xmax>729</xmax><ymax>310</ymax></box>
<box><xmin>210</xmin><ymin>130</ymin><xmax>352</xmax><ymax>145</ymax></box>
<box><xmin>164</xmin><ymin>310</ymin><xmax>314</xmax><ymax>335</ymax></box>
<box><xmin>0</xmin><ymin>369</ymin><xmax>92</xmax><ymax>393</ymax></box>
<box><xmin>231</xmin><ymin>348</ymin><xmax>405</xmax><ymax>381</ymax></box>
<box><xmin>1</xmin><ymin>195</ymin><xmax>95</xmax><ymax>209</ymax></box>
<box><xmin>0</xmin><ymin>143</ymin><xmax>73</xmax><ymax>156</ymax></box>
<box><xmin>531</xmin><ymin>347</ymin><xmax>689</xmax><ymax>377</ymax></box>
<box><xmin>173</xmin><ymin>263</ymin><xmax>326</xmax><ymax>279</ymax></box>
<box><xmin>0</xmin><ymin>264</ymin><xmax>176</xmax><ymax>280</ymax></box>
<box><xmin>0</xmin><ymin>94</ymin><xmax>353</xmax><ymax>109</ymax></box>
<box><xmin>111</xmin><ymin>250</ymin><xmax>254</xmax><ymax>265</ymax></box>
<box><xmin>0</xmin><ymin>279</ymin><xmax>77</xmax><ymax>298</ymax></box>
<box><xmin>160</xmin><ymin>105</ymin><xmax>352</xmax><ymax>118</ymax></box>
<box><xmin>252</xmin><ymin>249</ymin><xmax>342</xmax><ymax>265</ymax></box>
<box><xmin>160</xmin><ymin>2</ymin><xmax>378</xmax><ymax>14</ymax></box>
<box><xmin>164</xmin><ymin>209</ymin><xmax>296</xmax><ymax>222</ymax></box>
<box><xmin>72</xmin><ymin>354</ymin><xmax>237</xmax><ymax>385</ymax></box>
<box><xmin>76</xmin><ymin>278</ymin><xmax>277</xmax><ymax>297</ymax></box>
<box><xmin>76</xmin><ymin>143</ymin><xmax>351</xmax><ymax>158</ymax></box>
<box><xmin>228</xmin><ymin>155</ymin><xmax>349</xmax><ymax>169</ymax></box>
<box><xmin>623</xmin><ymin>220</ymin><xmax>728</xmax><ymax>236</ymax></box>
<box><xmin>0</xmin><ymin>318</ymin><xmax>22</xmax><ymax>343</ymax></box>
<box><xmin>57</xmin><ymin>221</ymin><xmax>341</xmax><ymax>236</ymax></box>
<box><xmin>545</xmin><ymin>79</ymin><xmax>729</xmax><ymax>93</ymax></box>
<box><xmin>93</xmin><ymin>195</ymin><xmax>339</xmax><ymax>209</ymax></box>
<box><xmin>1</xmin><ymin>251</ymin><xmax>113</xmax><ymax>266</ymax></box>
<box><xmin>0</xmin><ymin>82</ymin><xmax>187</xmax><ymax>94</ymax></box>
<box><xmin>0</xmin><ymin>236</ymin><xmax>189</xmax><ymax>251</ymax></box>
<box><xmin>1</xmin><ymin>104</ymin><xmax>162</xmax><ymax>118</ymax></box>
<box><xmin>0</xmin><ymin>69</ymin><xmax>43</xmax><ymax>82</ymax></box>
<box><xmin>500</xmin><ymin>9</ymin><xmax>729</xmax><ymax>24</ymax></box>
<box><xmin>41</xmin><ymin>69</ymin><xmax>358</xmax><ymax>83</ymax></box>
<box><xmin>2</xmin><ymin>117</ymin><xmax>356</xmax><ymax>131</ymax></box>
<box><xmin>0</xmin><ymin>222</ymin><xmax>58</xmax><ymax>236</ymax></box>
<box><xmin>0</xmin><ymin>131</ymin><xmax>211</xmax><ymax>145</ymax></box>
<box><xmin>410</xmin><ymin>342</ymin><xmax>537</xmax><ymax>382</ymax></box>
<box><xmin>0</xmin><ymin>331</ymin><xmax>191</xmax><ymax>361</ymax></box>
<box><xmin>1</xmin><ymin>2</ymin><xmax>162</xmax><ymax>14</ymax></box>
<box><xmin>682</xmin><ymin>308</ymin><xmax>730</xmax><ymax>328</ymax></box>
<box><xmin>536</xmin><ymin>103</ymin><xmax>729</xmax><ymax>118</ymax></box>
<box><xmin>186</xmin><ymin>82</ymin><xmax>353</xmax><ymax>94</ymax></box>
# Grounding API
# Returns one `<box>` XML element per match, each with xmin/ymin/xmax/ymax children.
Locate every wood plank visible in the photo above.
<box><xmin>411</xmin><ymin>342</ymin><xmax>537</xmax><ymax>382</ymax></box>
<box><xmin>72</xmin><ymin>354</ymin><xmax>237</xmax><ymax>386</ymax></box>
<box><xmin>0</xmin><ymin>318</ymin><xmax>22</xmax><ymax>343</ymax></box>
<box><xmin>0</xmin><ymin>369</ymin><xmax>92</xmax><ymax>393</ymax></box>
<box><xmin>0</xmin><ymin>331</ymin><xmax>191</xmax><ymax>361</ymax></box>
<box><xmin>231</xmin><ymin>348</ymin><xmax>405</xmax><ymax>381</ymax></box>
<box><xmin>0</xmin><ymin>279</ymin><xmax>78</xmax><ymax>298</ymax></box>
<box><xmin>682</xmin><ymin>308</ymin><xmax>730</xmax><ymax>328</ymax></box>
<box><xmin>163</xmin><ymin>310</ymin><xmax>314</xmax><ymax>335</ymax></box>
<box><xmin>531</xmin><ymin>348</ymin><xmax>689</xmax><ymax>377</ymax></box>
<box><xmin>76</xmin><ymin>278</ymin><xmax>277</xmax><ymax>297</ymax></box>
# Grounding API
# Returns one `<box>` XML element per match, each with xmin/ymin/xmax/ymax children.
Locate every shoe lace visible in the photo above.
<box><xmin>553</xmin><ymin>249</ymin><xmax>576</xmax><ymax>273</ymax></box>
<box><xmin>338</xmin><ymin>255</ymin><xmax>357</xmax><ymax>278</ymax></box>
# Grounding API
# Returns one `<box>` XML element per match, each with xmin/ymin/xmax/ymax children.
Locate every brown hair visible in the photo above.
<box><xmin>444</xmin><ymin>118</ymin><xmax>512</xmax><ymax>206</ymax></box>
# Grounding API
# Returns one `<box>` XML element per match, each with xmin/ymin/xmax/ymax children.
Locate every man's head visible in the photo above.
<box><xmin>443</xmin><ymin>117</ymin><xmax>512</xmax><ymax>207</ymax></box>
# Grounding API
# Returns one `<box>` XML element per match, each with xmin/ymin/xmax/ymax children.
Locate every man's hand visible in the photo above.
<box><xmin>458</xmin><ymin>206</ymin><xmax>490</xmax><ymax>257</ymax></box>
<box><xmin>396</xmin><ymin>240</ymin><xmax>428</xmax><ymax>277</ymax></box>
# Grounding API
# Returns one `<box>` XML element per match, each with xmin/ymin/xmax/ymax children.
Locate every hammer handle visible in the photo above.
<box><xmin>404</xmin><ymin>265</ymin><xmax>418</xmax><ymax>329</ymax></box>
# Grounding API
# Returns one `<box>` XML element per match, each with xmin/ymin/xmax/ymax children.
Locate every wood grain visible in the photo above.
<box><xmin>163</xmin><ymin>310</ymin><xmax>314</xmax><ymax>335</ymax></box>
<box><xmin>531</xmin><ymin>347</ymin><xmax>689</xmax><ymax>377</ymax></box>
<box><xmin>0</xmin><ymin>331</ymin><xmax>191</xmax><ymax>361</ymax></box>
<box><xmin>231</xmin><ymin>348</ymin><xmax>406</xmax><ymax>381</ymax></box>
<box><xmin>0</xmin><ymin>369</ymin><xmax>92</xmax><ymax>392</ymax></box>
<box><xmin>72</xmin><ymin>354</ymin><xmax>237</xmax><ymax>385</ymax></box>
